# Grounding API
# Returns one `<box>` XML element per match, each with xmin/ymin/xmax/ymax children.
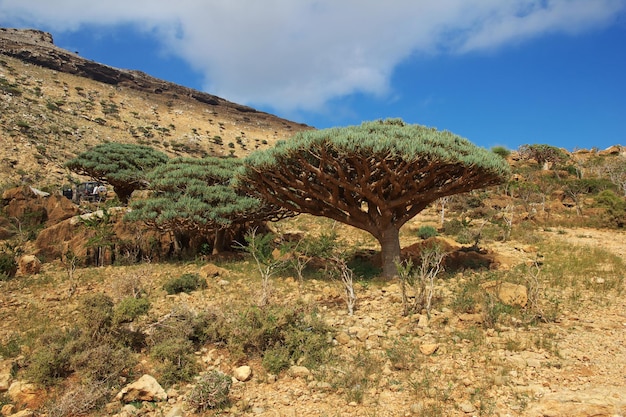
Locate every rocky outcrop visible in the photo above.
<box><xmin>0</xmin><ymin>27</ymin><xmax>309</xmax><ymax>129</ymax></box>
<box><xmin>116</xmin><ymin>374</ymin><xmax>167</xmax><ymax>403</ymax></box>
<box><xmin>1</xmin><ymin>186</ymin><xmax>78</xmax><ymax>229</ymax></box>
<box><xmin>16</xmin><ymin>255</ymin><xmax>41</xmax><ymax>276</ymax></box>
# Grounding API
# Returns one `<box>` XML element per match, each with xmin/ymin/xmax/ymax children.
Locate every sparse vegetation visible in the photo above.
<box><xmin>1</xmin><ymin>42</ymin><xmax>626</xmax><ymax>417</ymax></box>
<box><xmin>187</xmin><ymin>371</ymin><xmax>232</xmax><ymax>411</ymax></box>
<box><xmin>162</xmin><ymin>273</ymin><xmax>207</xmax><ymax>295</ymax></box>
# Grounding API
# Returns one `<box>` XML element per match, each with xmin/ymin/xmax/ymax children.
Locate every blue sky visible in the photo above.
<box><xmin>1</xmin><ymin>1</ymin><xmax>625</xmax><ymax>151</ymax></box>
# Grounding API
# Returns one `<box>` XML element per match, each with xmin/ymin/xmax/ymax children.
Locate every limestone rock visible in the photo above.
<box><xmin>116</xmin><ymin>374</ymin><xmax>167</xmax><ymax>403</ymax></box>
<box><xmin>482</xmin><ymin>281</ymin><xmax>528</xmax><ymax>307</ymax></box>
<box><xmin>233</xmin><ymin>366</ymin><xmax>252</xmax><ymax>382</ymax></box>
<box><xmin>200</xmin><ymin>263</ymin><xmax>229</xmax><ymax>278</ymax></box>
<box><xmin>419</xmin><ymin>343</ymin><xmax>439</xmax><ymax>355</ymax></box>
<box><xmin>335</xmin><ymin>332</ymin><xmax>351</xmax><ymax>345</ymax></box>
<box><xmin>7</xmin><ymin>381</ymin><xmax>38</xmax><ymax>407</ymax></box>
<box><xmin>5</xmin><ymin>409</ymin><xmax>34</xmax><ymax>417</ymax></box>
<box><xmin>16</xmin><ymin>255</ymin><xmax>41</xmax><ymax>276</ymax></box>
<box><xmin>0</xmin><ymin>360</ymin><xmax>14</xmax><ymax>392</ymax></box>
<box><xmin>288</xmin><ymin>366</ymin><xmax>311</xmax><ymax>379</ymax></box>
<box><xmin>458</xmin><ymin>401</ymin><xmax>476</xmax><ymax>413</ymax></box>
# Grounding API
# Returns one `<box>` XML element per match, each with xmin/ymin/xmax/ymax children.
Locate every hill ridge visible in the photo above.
<box><xmin>0</xmin><ymin>27</ymin><xmax>306</xmax><ymax>122</ymax></box>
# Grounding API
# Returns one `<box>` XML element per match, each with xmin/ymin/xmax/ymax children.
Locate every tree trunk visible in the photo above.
<box><xmin>378</xmin><ymin>225</ymin><xmax>401</xmax><ymax>279</ymax></box>
<box><xmin>212</xmin><ymin>229</ymin><xmax>226</xmax><ymax>255</ymax></box>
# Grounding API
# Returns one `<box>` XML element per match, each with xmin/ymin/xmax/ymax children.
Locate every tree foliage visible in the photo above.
<box><xmin>238</xmin><ymin>119</ymin><xmax>511</xmax><ymax>278</ymax></box>
<box><xmin>126</xmin><ymin>157</ymin><xmax>291</xmax><ymax>254</ymax></box>
<box><xmin>518</xmin><ymin>144</ymin><xmax>568</xmax><ymax>168</ymax></box>
<box><xmin>66</xmin><ymin>143</ymin><xmax>168</xmax><ymax>204</ymax></box>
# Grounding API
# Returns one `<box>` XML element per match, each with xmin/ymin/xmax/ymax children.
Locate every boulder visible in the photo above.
<box><xmin>0</xmin><ymin>360</ymin><xmax>14</xmax><ymax>392</ymax></box>
<box><xmin>115</xmin><ymin>374</ymin><xmax>167</xmax><ymax>403</ymax></box>
<box><xmin>43</xmin><ymin>194</ymin><xmax>78</xmax><ymax>225</ymax></box>
<box><xmin>419</xmin><ymin>343</ymin><xmax>439</xmax><ymax>356</ymax></box>
<box><xmin>233</xmin><ymin>365</ymin><xmax>252</xmax><ymax>382</ymax></box>
<box><xmin>288</xmin><ymin>366</ymin><xmax>311</xmax><ymax>379</ymax></box>
<box><xmin>16</xmin><ymin>255</ymin><xmax>41</xmax><ymax>276</ymax></box>
<box><xmin>482</xmin><ymin>281</ymin><xmax>528</xmax><ymax>307</ymax></box>
<box><xmin>200</xmin><ymin>263</ymin><xmax>229</xmax><ymax>278</ymax></box>
<box><xmin>7</xmin><ymin>381</ymin><xmax>38</xmax><ymax>408</ymax></box>
<box><xmin>1</xmin><ymin>186</ymin><xmax>78</xmax><ymax>230</ymax></box>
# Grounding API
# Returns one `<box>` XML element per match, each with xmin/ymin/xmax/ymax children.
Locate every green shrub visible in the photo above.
<box><xmin>491</xmin><ymin>146</ymin><xmax>511</xmax><ymax>159</ymax></box>
<box><xmin>78</xmin><ymin>293</ymin><xmax>114</xmax><ymax>338</ymax></box>
<box><xmin>0</xmin><ymin>251</ymin><xmax>17</xmax><ymax>280</ymax></box>
<box><xmin>187</xmin><ymin>371</ymin><xmax>232</xmax><ymax>411</ymax></box>
<box><xmin>450</xmin><ymin>278</ymin><xmax>483</xmax><ymax>314</ymax></box>
<box><xmin>69</xmin><ymin>342</ymin><xmax>134</xmax><ymax>383</ymax></box>
<box><xmin>163</xmin><ymin>273</ymin><xmax>207</xmax><ymax>294</ymax></box>
<box><xmin>417</xmin><ymin>225</ymin><xmax>438</xmax><ymax>239</ymax></box>
<box><xmin>594</xmin><ymin>190</ymin><xmax>626</xmax><ymax>227</ymax></box>
<box><xmin>262</xmin><ymin>344</ymin><xmax>292</xmax><ymax>374</ymax></box>
<box><xmin>0</xmin><ymin>334</ymin><xmax>21</xmax><ymax>358</ymax></box>
<box><xmin>441</xmin><ymin>219</ymin><xmax>465</xmax><ymax>236</ymax></box>
<box><xmin>113</xmin><ymin>297</ymin><xmax>150</xmax><ymax>325</ymax></box>
<box><xmin>226</xmin><ymin>305</ymin><xmax>333</xmax><ymax>373</ymax></box>
<box><xmin>150</xmin><ymin>338</ymin><xmax>199</xmax><ymax>386</ymax></box>
<box><xmin>26</xmin><ymin>328</ymin><xmax>82</xmax><ymax>386</ymax></box>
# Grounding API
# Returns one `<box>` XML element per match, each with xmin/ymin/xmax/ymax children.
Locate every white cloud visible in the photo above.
<box><xmin>0</xmin><ymin>0</ymin><xmax>623</xmax><ymax>112</ymax></box>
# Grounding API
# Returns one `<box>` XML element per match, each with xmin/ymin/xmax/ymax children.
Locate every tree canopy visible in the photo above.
<box><xmin>237</xmin><ymin>119</ymin><xmax>511</xmax><ymax>278</ymax></box>
<box><xmin>126</xmin><ymin>156</ymin><xmax>292</xmax><ymax>254</ymax></box>
<box><xmin>518</xmin><ymin>144</ymin><xmax>569</xmax><ymax>168</ymax></box>
<box><xmin>66</xmin><ymin>143</ymin><xmax>169</xmax><ymax>204</ymax></box>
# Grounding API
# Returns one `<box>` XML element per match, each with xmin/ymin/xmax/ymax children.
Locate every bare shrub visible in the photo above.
<box><xmin>46</xmin><ymin>381</ymin><xmax>109</xmax><ymax>417</ymax></box>
<box><xmin>187</xmin><ymin>371</ymin><xmax>232</xmax><ymax>412</ymax></box>
<box><xmin>396</xmin><ymin>244</ymin><xmax>446</xmax><ymax>317</ymax></box>
<box><xmin>328</xmin><ymin>256</ymin><xmax>357</xmax><ymax>316</ymax></box>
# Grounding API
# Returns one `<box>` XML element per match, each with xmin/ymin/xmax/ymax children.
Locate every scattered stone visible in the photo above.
<box><xmin>458</xmin><ymin>401</ymin><xmax>476</xmax><ymax>413</ymax></box>
<box><xmin>233</xmin><ymin>366</ymin><xmax>252</xmax><ymax>382</ymax></box>
<box><xmin>164</xmin><ymin>405</ymin><xmax>184</xmax><ymax>417</ymax></box>
<box><xmin>116</xmin><ymin>374</ymin><xmax>167</xmax><ymax>403</ymax></box>
<box><xmin>458</xmin><ymin>313</ymin><xmax>483</xmax><ymax>323</ymax></box>
<box><xmin>6</xmin><ymin>409</ymin><xmax>33</xmax><ymax>417</ymax></box>
<box><xmin>417</xmin><ymin>314</ymin><xmax>429</xmax><ymax>328</ymax></box>
<box><xmin>335</xmin><ymin>332</ymin><xmax>350</xmax><ymax>345</ymax></box>
<box><xmin>0</xmin><ymin>361</ymin><xmax>14</xmax><ymax>392</ymax></box>
<box><xmin>16</xmin><ymin>255</ymin><xmax>41</xmax><ymax>276</ymax></box>
<box><xmin>200</xmin><ymin>263</ymin><xmax>228</xmax><ymax>278</ymax></box>
<box><xmin>419</xmin><ymin>343</ymin><xmax>439</xmax><ymax>355</ymax></box>
<box><xmin>288</xmin><ymin>366</ymin><xmax>311</xmax><ymax>379</ymax></box>
<box><xmin>1</xmin><ymin>404</ymin><xmax>15</xmax><ymax>416</ymax></box>
<box><xmin>482</xmin><ymin>281</ymin><xmax>528</xmax><ymax>307</ymax></box>
<box><xmin>7</xmin><ymin>381</ymin><xmax>37</xmax><ymax>407</ymax></box>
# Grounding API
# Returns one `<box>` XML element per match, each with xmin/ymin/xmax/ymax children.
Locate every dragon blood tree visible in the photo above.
<box><xmin>237</xmin><ymin>119</ymin><xmax>511</xmax><ymax>278</ymax></box>
<box><xmin>66</xmin><ymin>142</ymin><xmax>168</xmax><ymax>204</ymax></box>
<box><xmin>126</xmin><ymin>156</ymin><xmax>292</xmax><ymax>254</ymax></box>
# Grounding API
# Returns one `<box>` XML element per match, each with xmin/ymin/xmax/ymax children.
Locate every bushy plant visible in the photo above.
<box><xmin>187</xmin><ymin>371</ymin><xmax>232</xmax><ymax>411</ymax></box>
<box><xmin>0</xmin><ymin>250</ymin><xmax>17</xmax><ymax>280</ymax></box>
<box><xmin>594</xmin><ymin>189</ymin><xmax>626</xmax><ymax>227</ymax></box>
<box><xmin>417</xmin><ymin>225</ymin><xmax>438</xmax><ymax>239</ymax></box>
<box><xmin>0</xmin><ymin>334</ymin><xmax>21</xmax><ymax>358</ymax></box>
<box><xmin>163</xmin><ymin>273</ymin><xmax>207</xmax><ymax>295</ymax></box>
<box><xmin>150</xmin><ymin>338</ymin><xmax>199</xmax><ymax>386</ymax></box>
<box><xmin>491</xmin><ymin>146</ymin><xmax>511</xmax><ymax>159</ymax></box>
<box><xmin>113</xmin><ymin>296</ymin><xmax>150</xmax><ymax>325</ymax></box>
<box><xmin>26</xmin><ymin>328</ymin><xmax>82</xmax><ymax>386</ymax></box>
<box><xmin>79</xmin><ymin>293</ymin><xmax>114</xmax><ymax>339</ymax></box>
<box><xmin>146</xmin><ymin>307</ymin><xmax>216</xmax><ymax>386</ymax></box>
<box><xmin>222</xmin><ymin>304</ymin><xmax>333</xmax><ymax>373</ymax></box>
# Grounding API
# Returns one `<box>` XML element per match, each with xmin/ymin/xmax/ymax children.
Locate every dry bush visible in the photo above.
<box><xmin>45</xmin><ymin>381</ymin><xmax>109</xmax><ymax>417</ymax></box>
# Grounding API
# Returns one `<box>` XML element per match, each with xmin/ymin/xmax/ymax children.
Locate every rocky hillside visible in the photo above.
<box><xmin>0</xmin><ymin>28</ymin><xmax>310</xmax><ymax>189</ymax></box>
<box><xmin>1</xmin><ymin>27</ymin><xmax>626</xmax><ymax>417</ymax></box>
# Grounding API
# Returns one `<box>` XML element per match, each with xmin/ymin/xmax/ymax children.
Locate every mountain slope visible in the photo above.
<box><xmin>0</xmin><ymin>28</ymin><xmax>310</xmax><ymax>190</ymax></box>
